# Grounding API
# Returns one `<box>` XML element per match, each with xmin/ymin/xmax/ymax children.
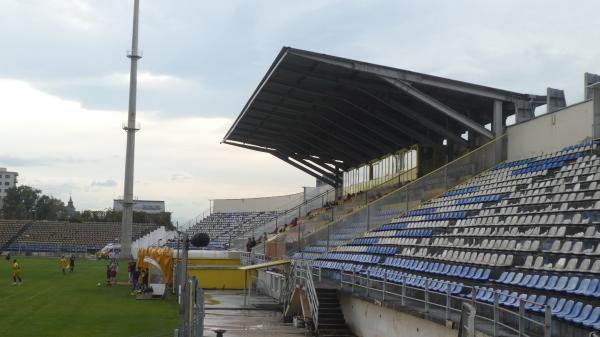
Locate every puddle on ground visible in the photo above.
<box><xmin>204</xmin><ymin>293</ymin><xmax>220</xmax><ymax>305</ymax></box>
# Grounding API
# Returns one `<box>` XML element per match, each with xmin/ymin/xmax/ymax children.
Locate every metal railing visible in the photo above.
<box><xmin>264</xmin><ymin>135</ymin><xmax>507</xmax><ymax>259</ymax></box>
<box><xmin>240</xmin><ymin>252</ymin><xmax>270</xmax><ymax>266</ymax></box>
<box><xmin>177</xmin><ymin>276</ymin><xmax>204</xmax><ymax>337</ymax></box>
<box><xmin>232</xmin><ymin>157</ymin><xmax>420</xmax><ymax>251</ymax></box>
<box><xmin>312</xmin><ymin>266</ymin><xmax>551</xmax><ymax>337</ymax></box>
<box><xmin>281</xmin><ymin>262</ymin><xmax>297</xmax><ymax>311</ymax></box>
<box><xmin>294</xmin><ymin>260</ymin><xmax>320</xmax><ymax>331</ymax></box>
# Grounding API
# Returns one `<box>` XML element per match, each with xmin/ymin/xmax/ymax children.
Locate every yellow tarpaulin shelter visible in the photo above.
<box><xmin>136</xmin><ymin>247</ymin><xmax>173</xmax><ymax>284</ymax></box>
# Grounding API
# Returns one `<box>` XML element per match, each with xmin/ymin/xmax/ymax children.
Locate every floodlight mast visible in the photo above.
<box><xmin>121</xmin><ymin>0</ymin><xmax>141</xmax><ymax>260</ymax></box>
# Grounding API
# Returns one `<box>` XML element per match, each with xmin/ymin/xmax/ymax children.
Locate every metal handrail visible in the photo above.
<box><xmin>280</xmin><ymin>262</ymin><xmax>297</xmax><ymax>310</ymax></box>
<box><xmin>297</xmin><ymin>260</ymin><xmax>320</xmax><ymax>331</ymax></box>
<box><xmin>235</xmin><ymin>157</ymin><xmax>420</xmax><ymax>249</ymax></box>
<box><xmin>315</xmin><ymin>266</ymin><xmax>551</xmax><ymax>337</ymax></box>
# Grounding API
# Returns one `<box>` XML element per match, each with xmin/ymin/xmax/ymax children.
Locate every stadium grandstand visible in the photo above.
<box><xmin>184</xmin><ymin>211</ymin><xmax>279</xmax><ymax>248</ymax></box>
<box><xmin>216</xmin><ymin>47</ymin><xmax>600</xmax><ymax>336</ymax></box>
<box><xmin>0</xmin><ymin>220</ymin><xmax>159</xmax><ymax>253</ymax></box>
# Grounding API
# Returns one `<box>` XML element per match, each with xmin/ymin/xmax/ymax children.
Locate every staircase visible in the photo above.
<box><xmin>0</xmin><ymin>222</ymin><xmax>32</xmax><ymax>251</ymax></box>
<box><xmin>315</xmin><ymin>288</ymin><xmax>354</xmax><ymax>337</ymax></box>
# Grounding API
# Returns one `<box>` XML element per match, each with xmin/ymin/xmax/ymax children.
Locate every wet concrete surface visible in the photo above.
<box><xmin>203</xmin><ymin>290</ymin><xmax>308</xmax><ymax>337</ymax></box>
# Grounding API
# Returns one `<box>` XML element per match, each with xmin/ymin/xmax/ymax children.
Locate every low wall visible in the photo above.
<box><xmin>339</xmin><ymin>294</ymin><xmax>456</xmax><ymax>337</ymax></box>
<box><xmin>212</xmin><ymin>192</ymin><xmax>304</xmax><ymax>212</ymax></box>
<box><xmin>507</xmin><ymin>100</ymin><xmax>593</xmax><ymax>161</ymax></box>
<box><xmin>185</xmin><ymin>251</ymin><xmax>247</xmax><ymax>289</ymax></box>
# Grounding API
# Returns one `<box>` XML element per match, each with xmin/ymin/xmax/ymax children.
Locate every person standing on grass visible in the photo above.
<box><xmin>142</xmin><ymin>268</ymin><xmax>149</xmax><ymax>290</ymax></box>
<box><xmin>131</xmin><ymin>267</ymin><xmax>140</xmax><ymax>292</ymax></box>
<box><xmin>106</xmin><ymin>264</ymin><xmax>112</xmax><ymax>286</ymax></box>
<box><xmin>110</xmin><ymin>263</ymin><xmax>117</xmax><ymax>285</ymax></box>
<box><xmin>127</xmin><ymin>261</ymin><xmax>133</xmax><ymax>284</ymax></box>
<box><xmin>69</xmin><ymin>255</ymin><xmax>75</xmax><ymax>272</ymax></box>
<box><xmin>60</xmin><ymin>256</ymin><xmax>68</xmax><ymax>275</ymax></box>
<box><xmin>12</xmin><ymin>259</ymin><xmax>22</xmax><ymax>286</ymax></box>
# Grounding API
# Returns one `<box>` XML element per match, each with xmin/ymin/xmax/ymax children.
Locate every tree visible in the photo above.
<box><xmin>2</xmin><ymin>186</ymin><xmax>41</xmax><ymax>220</ymax></box>
<box><xmin>35</xmin><ymin>195</ymin><xmax>66</xmax><ymax>221</ymax></box>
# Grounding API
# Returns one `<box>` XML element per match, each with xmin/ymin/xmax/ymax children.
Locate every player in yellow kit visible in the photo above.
<box><xmin>12</xmin><ymin>259</ymin><xmax>22</xmax><ymax>285</ymax></box>
<box><xmin>60</xmin><ymin>256</ymin><xmax>68</xmax><ymax>275</ymax></box>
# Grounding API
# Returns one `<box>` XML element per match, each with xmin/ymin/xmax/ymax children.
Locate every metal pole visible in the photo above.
<box><xmin>120</xmin><ymin>0</ymin><xmax>142</xmax><ymax>260</ymax></box>
<box><xmin>493</xmin><ymin>290</ymin><xmax>498</xmax><ymax>337</ymax></box>
<box><xmin>445</xmin><ymin>285</ymin><xmax>451</xmax><ymax>322</ymax></box>
<box><xmin>518</xmin><ymin>299</ymin><xmax>525</xmax><ymax>337</ymax></box>
<box><xmin>297</xmin><ymin>207</ymin><xmax>301</xmax><ymax>253</ymax></box>
<box><xmin>424</xmin><ymin>279</ymin><xmax>429</xmax><ymax>313</ymax></box>
<box><xmin>544</xmin><ymin>305</ymin><xmax>552</xmax><ymax>337</ymax></box>
<box><xmin>382</xmin><ymin>272</ymin><xmax>386</xmax><ymax>302</ymax></box>
<box><xmin>401</xmin><ymin>275</ymin><xmax>406</xmax><ymax>306</ymax></box>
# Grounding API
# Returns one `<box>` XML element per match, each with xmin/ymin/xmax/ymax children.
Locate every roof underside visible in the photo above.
<box><xmin>223</xmin><ymin>47</ymin><xmax>545</xmax><ymax>186</ymax></box>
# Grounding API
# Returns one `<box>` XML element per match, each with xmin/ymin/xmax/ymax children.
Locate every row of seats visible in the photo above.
<box><xmin>521</xmin><ymin>255</ymin><xmax>600</xmax><ymax>273</ymax></box>
<box><xmin>455</xmin><ymin>194</ymin><xmax>503</xmax><ymax>205</ymax></box>
<box><xmin>359</xmin><ymin>267</ymin><xmax>464</xmax><ymax>295</ymax></box>
<box><xmin>307</xmin><ymin>141</ymin><xmax>599</xmax><ymax>333</ymax></box>
<box><xmin>496</xmin><ymin>272</ymin><xmax>600</xmax><ymax>298</ymax></box>
<box><xmin>319</xmin><ymin>252</ymin><xmax>381</xmax><ymax>264</ymax></box>
<box><xmin>546</xmin><ymin>240</ymin><xmax>600</xmax><ymax>255</ymax></box>
<box><xmin>443</xmin><ymin>186</ymin><xmax>480</xmax><ymax>197</ymax></box>
<box><xmin>469</xmin><ymin>288</ymin><xmax>600</xmax><ymax>329</ymax></box>
<box><xmin>365</xmin><ymin>229</ymin><xmax>433</xmax><ymax>238</ymax></box>
<box><xmin>511</xmin><ymin>154</ymin><xmax>579</xmax><ymax>175</ymax></box>
<box><xmin>381</xmin><ymin>257</ymin><xmax>491</xmax><ymax>281</ymax></box>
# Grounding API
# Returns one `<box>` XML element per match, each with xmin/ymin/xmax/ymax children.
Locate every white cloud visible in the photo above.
<box><xmin>102</xmin><ymin>71</ymin><xmax>198</xmax><ymax>88</ymax></box>
<box><xmin>0</xmin><ymin>79</ymin><xmax>314</xmax><ymax>221</ymax></box>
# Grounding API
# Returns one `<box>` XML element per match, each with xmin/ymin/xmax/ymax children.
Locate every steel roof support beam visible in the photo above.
<box><xmin>247</xmin><ymin>108</ymin><xmax>378</xmax><ymax>159</ymax></box>
<box><xmin>255</xmin><ymin>97</ymin><xmax>407</xmax><ymax>152</ymax></box>
<box><xmin>276</xmin><ymin>65</ymin><xmax>469</xmax><ymax>148</ymax></box>
<box><xmin>349</xmin><ymin>86</ymin><xmax>470</xmax><ymax>149</ymax></box>
<box><xmin>300</xmin><ymin>157</ymin><xmax>337</xmax><ymax>177</ymax></box>
<box><xmin>288</xmin><ymin>49</ymin><xmax>544</xmax><ymax>103</ymax></box>
<box><xmin>222</xmin><ymin>140</ymin><xmax>275</xmax><ymax>153</ymax></box>
<box><xmin>266</xmin><ymin>81</ymin><xmax>445</xmax><ymax>152</ymax></box>
<box><xmin>232</xmin><ymin>113</ymin><xmax>362</xmax><ymax>165</ymax></box>
<box><xmin>260</xmin><ymin>89</ymin><xmax>412</xmax><ymax>148</ymax></box>
<box><xmin>273</xmin><ymin>153</ymin><xmax>337</xmax><ymax>186</ymax></box>
<box><xmin>381</xmin><ymin>77</ymin><xmax>495</xmax><ymax>139</ymax></box>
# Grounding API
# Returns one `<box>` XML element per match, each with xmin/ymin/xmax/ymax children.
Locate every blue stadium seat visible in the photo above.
<box><xmin>511</xmin><ymin>273</ymin><xmax>525</xmax><ymax>285</ymax></box>
<box><xmin>570</xmin><ymin>304</ymin><xmax>593</xmax><ymax>324</ymax></box>
<box><xmin>564</xmin><ymin>277</ymin><xmax>580</xmax><ymax>292</ymax></box>
<box><xmin>554</xmin><ymin>276</ymin><xmax>569</xmax><ymax>291</ymax></box>
<box><xmin>546</xmin><ymin>276</ymin><xmax>559</xmax><ymax>290</ymax></box>
<box><xmin>563</xmin><ymin>302</ymin><xmax>584</xmax><ymax>321</ymax></box>
<box><xmin>527</xmin><ymin>274</ymin><xmax>540</xmax><ymax>288</ymax></box>
<box><xmin>518</xmin><ymin>274</ymin><xmax>532</xmax><ymax>287</ymax></box>
<box><xmin>533</xmin><ymin>275</ymin><xmax>548</xmax><ymax>289</ymax></box>
<box><xmin>555</xmin><ymin>300</ymin><xmax>575</xmax><ymax>319</ymax></box>
<box><xmin>497</xmin><ymin>271</ymin><xmax>510</xmax><ymax>283</ymax></box>
<box><xmin>572</xmin><ymin>278</ymin><xmax>591</xmax><ymax>295</ymax></box>
<box><xmin>582</xmin><ymin>307</ymin><xmax>600</xmax><ymax>327</ymax></box>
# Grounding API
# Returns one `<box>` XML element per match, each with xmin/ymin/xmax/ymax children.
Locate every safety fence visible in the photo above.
<box><xmin>263</xmin><ymin>135</ymin><xmax>507</xmax><ymax>259</ymax></box>
<box><xmin>176</xmin><ymin>276</ymin><xmax>204</xmax><ymax>337</ymax></box>
<box><xmin>309</xmin><ymin>261</ymin><xmax>551</xmax><ymax>337</ymax></box>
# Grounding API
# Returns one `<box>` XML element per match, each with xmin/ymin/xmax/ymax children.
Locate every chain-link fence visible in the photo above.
<box><xmin>263</xmin><ymin>135</ymin><xmax>507</xmax><ymax>259</ymax></box>
<box><xmin>177</xmin><ymin>276</ymin><xmax>204</xmax><ymax>337</ymax></box>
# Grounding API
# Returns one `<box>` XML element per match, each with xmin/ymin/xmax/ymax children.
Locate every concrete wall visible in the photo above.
<box><xmin>507</xmin><ymin>100</ymin><xmax>593</xmax><ymax>161</ymax></box>
<box><xmin>212</xmin><ymin>192</ymin><xmax>304</xmax><ymax>212</ymax></box>
<box><xmin>339</xmin><ymin>295</ymin><xmax>456</xmax><ymax>337</ymax></box>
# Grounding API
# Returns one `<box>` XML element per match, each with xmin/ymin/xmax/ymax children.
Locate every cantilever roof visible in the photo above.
<box><xmin>223</xmin><ymin>47</ymin><xmax>545</xmax><ymax>186</ymax></box>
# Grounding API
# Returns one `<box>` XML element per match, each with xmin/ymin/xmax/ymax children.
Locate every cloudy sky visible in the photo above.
<box><xmin>1</xmin><ymin>0</ymin><xmax>599</xmax><ymax>224</ymax></box>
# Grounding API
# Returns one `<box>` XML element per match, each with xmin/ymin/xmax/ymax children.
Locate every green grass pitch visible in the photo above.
<box><xmin>0</xmin><ymin>256</ymin><xmax>179</xmax><ymax>337</ymax></box>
